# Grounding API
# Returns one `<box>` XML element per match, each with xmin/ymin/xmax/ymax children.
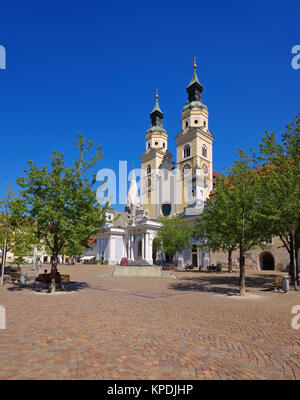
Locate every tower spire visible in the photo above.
<box><xmin>125</xmin><ymin>168</ymin><xmax>141</xmax><ymax>214</ymax></box>
<box><xmin>150</xmin><ymin>89</ymin><xmax>164</xmax><ymax>127</ymax></box>
<box><xmin>186</xmin><ymin>58</ymin><xmax>203</xmax><ymax>103</ymax></box>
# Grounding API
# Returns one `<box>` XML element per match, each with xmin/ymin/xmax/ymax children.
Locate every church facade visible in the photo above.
<box><xmin>85</xmin><ymin>62</ymin><xmax>212</xmax><ymax>267</ymax></box>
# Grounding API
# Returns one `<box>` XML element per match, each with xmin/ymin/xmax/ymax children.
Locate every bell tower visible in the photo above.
<box><xmin>141</xmin><ymin>91</ymin><xmax>173</xmax><ymax>219</ymax></box>
<box><xmin>175</xmin><ymin>59</ymin><xmax>214</xmax><ymax>214</ymax></box>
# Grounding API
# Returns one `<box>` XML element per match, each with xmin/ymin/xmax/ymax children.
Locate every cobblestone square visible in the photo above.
<box><xmin>0</xmin><ymin>265</ymin><xmax>300</xmax><ymax>380</ymax></box>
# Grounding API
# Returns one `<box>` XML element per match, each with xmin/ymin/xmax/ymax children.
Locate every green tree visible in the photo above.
<box><xmin>224</xmin><ymin>154</ymin><xmax>268</xmax><ymax>295</ymax></box>
<box><xmin>253</xmin><ymin>111</ymin><xmax>300</xmax><ymax>284</ymax></box>
<box><xmin>194</xmin><ymin>176</ymin><xmax>239</xmax><ymax>273</ymax></box>
<box><xmin>12</xmin><ymin>134</ymin><xmax>108</xmax><ymax>292</ymax></box>
<box><xmin>155</xmin><ymin>216</ymin><xmax>193</xmax><ymax>264</ymax></box>
<box><xmin>195</xmin><ymin>153</ymin><xmax>266</xmax><ymax>295</ymax></box>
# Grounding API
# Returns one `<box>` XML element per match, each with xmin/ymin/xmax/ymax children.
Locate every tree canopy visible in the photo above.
<box><xmin>194</xmin><ymin>174</ymin><xmax>239</xmax><ymax>272</ymax></box>
<box><xmin>155</xmin><ymin>216</ymin><xmax>193</xmax><ymax>263</ymax></box>
<box><xmin>251</xmin><ymin>111</ymin><xmax>300</xmax><ymax>281</ymax></box>
<box><xmin>11</xmin><ymin>134</ymin><xmax>108</xmax><ymax>292</ymax></box>
<box><xmin>194</xmin><ymin>111</ymin><xmax>300</xmax><ymax>294</ymax></box>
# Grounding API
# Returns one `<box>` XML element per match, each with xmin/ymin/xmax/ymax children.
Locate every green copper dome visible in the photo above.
<box><xmin>182</xmin><ymin>100</ymin><xmax>207</xmax><ymax>111</ymax></box>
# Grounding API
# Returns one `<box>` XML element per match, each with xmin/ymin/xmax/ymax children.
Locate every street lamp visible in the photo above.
<box><xmin>0</xmin><ymin>229</ymin><xmax>7</xmax><ymax>286</ymax></box>
<box><xmin>289</xmin><ymin>223</ymin><xmax>298</xmax><ymax>291</ymax></box>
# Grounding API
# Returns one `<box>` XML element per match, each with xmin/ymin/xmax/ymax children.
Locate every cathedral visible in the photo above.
<box><xmin>82</xmin><ymin>62</ymin><xmax>295</xmax><ymax>272</ymax></box>
<box><xmin>84</xmin><ymin>61</ymin><xmax>215</xmax><ymax>268</ymax></box>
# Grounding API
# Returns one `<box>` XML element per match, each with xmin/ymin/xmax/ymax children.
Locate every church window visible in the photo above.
<box><xmin>202</xmin><ymin>144</ymin><xmax>207</xmax><ymax>158</ymax></box>
<box><xmin>194</xmin><ymin>120</ymin><xmax>198</xmax><ymax>124</ymax></box>
<box><xmin>146</xmin><ymin>164</ymin><xmax>151</xmax><ymax>174</ymax></box>
<box><xmin>146</xmin><ymin>178</ymin><xmax>151</xmax><ymax>188</ymax></box>
<box><xmin>265</xmin><ymin>237</ymin><xmax>273</xmax><ymax>245</ymax></box>
<box><xmin>192</xmin><ymin>189</ymin><xmax>195</xmax><ymax>197</ymax></box>
<box><xmin>163</xmin><ymin>142</ymin><xmax>165</xmax><ymax>148</ymax></box>
<box><xmin>185</xmin><ymin>121</ymin><xmax>189</xmax><ymax>128</ymax></box>
<box><xmin>148</xmin><ymin>143</ymin><xmax>150</xmax><ymax>149</ymax></box>
<box><xmin>183</xmin><ymin>144</ymin><xmax>191</xmax><ymax>158</ymax></box>
<box><xmin>204</xmin><ymin>120</ymin><xmax>206</xmax><ymax>127</ymax></box>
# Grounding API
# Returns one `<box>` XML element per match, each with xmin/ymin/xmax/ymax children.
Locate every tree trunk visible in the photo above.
<box><xmin>239</xmin><ymin>249</ymin><xmax>246</xmax><ymax>296</ymax></box>
<box><xmin>295</xmin><ymin>241</ymin><xmax>299</xmax><ymax>285</ymax></box>
<box><xmin>49</xmin><ymin>255</ymin><xmax>58</xmax><ymax>293</ymax></box>
<box><xmin>289</xmin><ymin>238</ymin><xmax>298</xmax><ymax>286</ymax></box>
<box><xmin>228</xmin><ymin>250</ymin><xmax>233</xmax><ymax>273</ymax></box>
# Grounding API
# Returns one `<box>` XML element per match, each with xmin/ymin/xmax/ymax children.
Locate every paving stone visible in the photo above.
<box><xmin>0</xmin><ymin>265</ymin><xmax>300</xmax><ymax>379</ymax></box>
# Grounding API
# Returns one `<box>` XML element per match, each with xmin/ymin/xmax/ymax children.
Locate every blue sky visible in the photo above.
<box><xmin>0</xmin><ymin>0</ymin><xmax>299</xmax><ymax>211</ymax></box>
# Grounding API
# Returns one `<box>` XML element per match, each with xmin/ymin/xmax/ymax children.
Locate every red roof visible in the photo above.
<box><xmin>88</xmin><ymin>236</ymin><xmax>97</xmax><ymax>245</ymax></box>
<box><xmin>212</xmin><ymin>170</ymin><xmax>222</xmax><ymax>186</ymax></box>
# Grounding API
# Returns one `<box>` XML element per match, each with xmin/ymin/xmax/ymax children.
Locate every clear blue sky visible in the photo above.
<box><xmin>0</xmin><ymin>0</ymin><xmax>299</xmax><ymax>211</ymax></box>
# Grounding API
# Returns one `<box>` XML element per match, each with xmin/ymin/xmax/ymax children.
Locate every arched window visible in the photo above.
<box><xmin>202</xmin><ymin>144</ymin><xmax>207</xmax><ymax>158</ymax></box>
<box><xmin>184</xmin><ymin>144</ymin><xmax>191</xmax><ymax>158</ymax></box>
<box><xmin>146</xmin><ymin>164</ymin><xmax>151</xmax><ymax>175</ymax></box>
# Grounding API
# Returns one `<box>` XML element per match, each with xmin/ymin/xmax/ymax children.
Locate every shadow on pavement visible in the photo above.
<box><xmin>169</xmin><ymin>273</ymin><xmax>276</xmax><ymax>295</ymax></box>
<box><xmin>6</xmin><ymin>280</ymin><xmax>90</xmax><ymax>293</ymax></box>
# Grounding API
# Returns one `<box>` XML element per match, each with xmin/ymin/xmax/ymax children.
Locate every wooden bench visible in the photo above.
<box><xmin>8</xmin><ymin>272</ymin><xmax>22</xmax><ymax>283</ymax></box>
<box><xmin>35</xmin><ymin>273</ymin><xmax>70</xmax><ymax>288</ymax></box>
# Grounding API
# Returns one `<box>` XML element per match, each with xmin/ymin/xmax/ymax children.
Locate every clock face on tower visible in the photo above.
<box><xmin>202</xmin><ymin>163</ymin><xmax>209</xmax><ymax>176</ymax></box>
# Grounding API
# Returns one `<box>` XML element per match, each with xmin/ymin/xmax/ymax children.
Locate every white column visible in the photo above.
<box><xmin>144</xmin><ymin>233</ymin><xmax>148</xmax><ymax>260</ymax></box>
<box><xmin>111</xmin><ymin>238</ymin><xmax>115</xmax><ymax>264</ymax></box>
<box><xmin>141</xmin><ymin>235</ymin><xmax>144</xmax><ymax>259</ymax></box>
<box><xmin>144</xmin><ymin>232</ymin><xmax>153</xmax><ymax>264</ymax></box>
<box><xmin>130</xmin><ymin>234</ymin><xmax>134</xmax><ymax>260</ymax></box>
<box><xmin>129</xmin><ymin>234</ymin><xmax>132</xmax><ymax>259</ymax></box>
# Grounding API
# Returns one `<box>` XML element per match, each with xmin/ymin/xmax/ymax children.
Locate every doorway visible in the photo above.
<box><xmin>137</xmin><ymin>240</ymin><xmax>142</xmax><ymax>258</ymax></box>
<box><xmin>192</xmin><ymin>253</ymin><xmax>198</xmax><ymax>269</ymax></box>
<box><xmin>260</xmin><ymin>252</ymin><xmax>275</xmax><ymax>270</ymax></box>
